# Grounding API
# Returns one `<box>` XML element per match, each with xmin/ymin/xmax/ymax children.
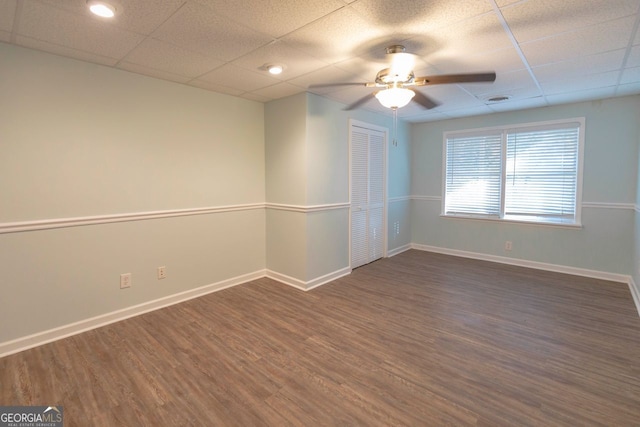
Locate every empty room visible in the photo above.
<box><xmin>1</xmin><ymin>0</ymin><xmax>640</xmax><ymax>425</ymax></box>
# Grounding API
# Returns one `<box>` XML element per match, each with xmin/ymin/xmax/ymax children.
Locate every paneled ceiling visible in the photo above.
<box><xmin>2</xmin><ymin>0</ymin><xmax>640</xmax><ymax>122</ymax></box>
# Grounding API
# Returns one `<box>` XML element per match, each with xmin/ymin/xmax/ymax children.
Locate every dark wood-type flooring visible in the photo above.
<box><xmin>2</xmin><ymin>250</ymin><xmax>640</xmax><ymax>426</ymax></box>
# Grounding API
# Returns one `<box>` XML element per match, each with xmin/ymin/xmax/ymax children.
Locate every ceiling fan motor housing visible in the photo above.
<box><xmin>375</xmin><ymin>68</ymin><xmax>415</xmax><ymax>85</ymax></box>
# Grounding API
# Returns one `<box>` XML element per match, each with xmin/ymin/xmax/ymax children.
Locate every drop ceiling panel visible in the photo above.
<box><xmin>532</xmin><ymin>50</ymin><xmax>627</xmax><ymax>82</ymax></box>
<box><xmin>422</xmin><ymin>47</ymin><xmax>526</xmax><ymax>76</ymax></box>
<box><xmin>332</xmin><ymin>56</ymin><xmax>394</xmax><ymax>82</ymax></box>
<box><xmin>351</xmin><ymin>0</ymin><xmax>492</xmax><ymax>34</ymax></box>
<box><xmin>616</xmin><ymin>82</ymin><xmax>640</xmax><ymax>95</ymax></box>
<box><xmin>239</xmin><ymin>92</ymin><xmax>272</xmax><ymax>102</ymax></box>
<box><xmin>117</xmin><ymin>62</ymin><xmax>192</xmax><ymax>84</ymax></box>
<box><xmin>250</xmin><ymin>82</ymin><xmax>305</xmax><ymax>99</ymax></box>
<box><xmin>151</xmin><ymin>1</ymin><xmax>273</xmax><ymax>62</ymax></box>
<box><xmin>546</xmin><ymin>86</ymin><xmax>617</xmax><ymax>104</ymax></box>
<box><xmin>501</xmin><ymin>0</ymin><xmax>639</xmax><ymax>43</ymax></box>
<box><xmin>625</xmin><ymin>45</ymin><xmax>640</xmax><ymax>68</ymax></box>
<box><xmin>18</xmin><ymin>0</ymin><xmax>144</xmax><ymax>59</ymax></box>
<box><xmin>485</xmin><ymin>84</ymin><xmax>543</xmax><ymax>102</ymax></box>
<box><xmin>402</xmin><ymin>110</ymin><xmax>450</xmax><ymax>123</ymax></box>
<box><xmin>619</xmin><ymin>66</ymin><xmax>640</xmax><ymax>85</ymax></box>
<box><xmin>231</xmin><ymin>40</ymin><xmax>329</xmax><ymax>80</ymax></box>
<box><xmin>487</xmin><ymin>96</ymin><xmax>547</xmax><ymax>112</ymax></box>
<box><xmin>2</xmin><ymin>0</ymin><xmax>640</xmax><ymax>123</ymax></box>
<box><xmin>194</xmin><ymin>0</ymin><xmax>346</xmax><ymax>38</ymax></box>
<box><xmin>289</xmin><ymin>65</ymin><xmax>363</xmax><ymax>94</ymax></box>
<box><xmin>417</xmin><ymin>85</ymin><xmax>487</xmax><ymax>111</ymax></box>
<box><xmin>35</xmin><ymin>0</ymin><xmax>186</xmax><ymax>35</ymax></box>
<box><xmin>187</xmin><ymin>80</ymin><xmax>245</xmax><ymax>96</ymax></box>
<box><xmin>282</xmin><ymin>7</ymin><xmax>385</xmax><ymax>64</ymax></box>
<box><xmin>15</xmin><ymin>35</ymin><xmax>119</xmax><ymax>66</ymax></box>
<box><xmin>541</xmin><ymin>70</ymin><xmax>620</xmax><ymax>95</ymax></box>
<box><xmin>429</xmin><ymin>12</ymin><xmax>514</xmax><ymax>58</ymax></box>
<box><xmin>123</xmin><ymin>38</ymin><xmax>224</xmax><ymax>78</ymax></box>
<box><xmin>196</xmin><ymin>63</ymin><xmax>279</xmax><ymax>92</ymax></box>
<box><xmin>443</xmin><ymin>105</ymin><xmax>495</xmax><ymax>119</ymax></box>
<box><xmin>0</xmin><ymin>0</ymin><xmax>16</xmax><ymax>32</ymax></box>
<box><xmin>520</xmin><ymin>16</ymin><xmax>636</xmax><ymax>66</ymax></box>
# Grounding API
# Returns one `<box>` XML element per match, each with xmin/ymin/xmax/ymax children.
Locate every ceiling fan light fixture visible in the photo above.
<box><xmin>87</xmin><ymin>0</ymin><xmax>116</xmax><ymax>18</ymax></box>
<box><xmin>375</xmin><ymin>87</ymin><xmax>415</xmax><ymax>109</ymax></box>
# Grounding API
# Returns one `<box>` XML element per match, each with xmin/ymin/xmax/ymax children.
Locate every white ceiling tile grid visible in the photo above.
<box><xmin>2</xmin><ymin>0</ymin><xmax>639</xmax><ymax>122</ymax></box>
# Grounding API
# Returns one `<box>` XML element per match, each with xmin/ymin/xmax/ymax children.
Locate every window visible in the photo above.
<box><xmin>443</xmin><ymin>118</ymin><xmax>584</xmax><ymax>226</ymax></box>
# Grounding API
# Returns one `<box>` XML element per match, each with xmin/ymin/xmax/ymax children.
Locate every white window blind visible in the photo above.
<box><xmin>505</xmin><ymin>125</ymin><xmax>579</xmax><ymax>221</ymax></box>
<box><xmin>443</xmin><ymin>119</ymin><xmax>583</xmax><ymax>225</ymax></box>
<box><xmin>444</xmin><ymin>133</ymin><xmax>502</xmax><ymax>216</ymax></box>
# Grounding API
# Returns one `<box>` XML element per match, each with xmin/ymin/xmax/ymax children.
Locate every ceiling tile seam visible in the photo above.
<box><xmin>490</xmin><ymin>0</ymin><xmax>547</xmax><ymax>105</ymax></box>
<box><xmin>112</xmin><ymin>35</ymin><xmax>152</xmax><ymax>68</ymax></box>
<box><xmin>9</xmin><ymin>0</ymin><xmax>23</xmax><ymax>44</ymax></box>
<box><xmin>183</xmin><ymin>34</ymin><xmax>332</xmax><ymax>87</ymax></box>
<box><xmin>116</xmin><ymin>61</ymin><xmax>190</xmax><ymax>80</ymax></box>
<box><xmin>614</xmin><ymin>2</ymin><xmax>640</xmax><ymax>93</ymax></box>
<box><xmin>140</xmin><ymin>0</ymin><xmax>188</xmax><ymax>37</ymax></box>
<box><xmin>266</xmin><ymin>4</ymin><xmax>350</xmax><ymax>42</ymax></box>
<box><xmin>113</xmin><ymin>1</ymin><xmax>191</xmax><ymax>68</ymax></box>
<box><xmin>119</xmin><ymin>35</ymin><xmax>232</xmax><ymax>75</ymax></box>
<box><xmin>205</xmin><ymin>39</ymin><xmax>282</xmax><ymax>76</ymax></box>
<box><xmin>427</xmin><ymin>9</ymin><xmax>498</xmax><ymax>33</ymax></box>
<box><xmin>12</xmin><ymin>33</ymin><xmax>121</xmax><ymax>64</ymax></box>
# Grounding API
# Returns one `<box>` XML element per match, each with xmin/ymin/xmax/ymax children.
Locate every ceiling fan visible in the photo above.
<box><xmin>311</xmin><ymin>45</ymin><xmax>496</xmax><ymax>111</ymax></box>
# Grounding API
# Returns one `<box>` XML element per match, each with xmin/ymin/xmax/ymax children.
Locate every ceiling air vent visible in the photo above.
<box><xmin>484</xmin><ymin>95</ymin><xmax>511</xmax><ymax>103</ymax></box>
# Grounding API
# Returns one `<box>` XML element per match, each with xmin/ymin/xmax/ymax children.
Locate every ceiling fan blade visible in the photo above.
<box><xmin>344</xmin><ymin>93</ymin><xmax>374</xmax><ymax>111</ymax></box>
<box><xmin>414</xmin><ymin>72</ymin><xmax>496</xmax><ymax>85</ymax></box>
<box><xmin>412</xmin><ymin>90</ymin><xmax>439</xmax><ymax>109</ymax></box>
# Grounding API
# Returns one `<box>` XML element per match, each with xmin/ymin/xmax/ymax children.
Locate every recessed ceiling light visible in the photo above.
<box><xmin>266</xmin><ymin>64</ymin><xmax>284</xmax><ymax>75</ymax></box>
<box><xmin>87</xmin><ymin>0</ymin><xmax>116</xmax><ymax>18</ymax></box>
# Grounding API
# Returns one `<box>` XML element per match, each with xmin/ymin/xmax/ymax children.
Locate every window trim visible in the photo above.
<box><xmin>441</xmin><ymin>117</ymin><xmax>585</xmax><ymax>227</ymax></box>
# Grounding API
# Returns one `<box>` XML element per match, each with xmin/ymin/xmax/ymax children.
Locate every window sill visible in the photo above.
<box><xmin>439</xmin><ymin>213</ymin><xmax>583</xmax><ymax>229</ymax></box>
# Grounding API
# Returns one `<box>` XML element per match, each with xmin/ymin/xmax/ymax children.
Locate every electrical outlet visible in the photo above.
<box><xmin>157</xmin><ymin>266</ymin><xmax>166</xmax><ymax>280</ymax></box>
<box><xmin>120</xmin><ymin>273</ymin><xmax>131</xmax><ymax>289</ymax></box>
<box><xmin>505</xmin><ymin>241</ymin><xmax>513</xmax><ymax>251</ymax></box>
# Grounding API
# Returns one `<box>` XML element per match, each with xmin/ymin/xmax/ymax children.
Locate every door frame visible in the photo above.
<box><xmin>348</xmin><ymin>119</ymin><xmax>389</xmax><ymax>270</ymax></box>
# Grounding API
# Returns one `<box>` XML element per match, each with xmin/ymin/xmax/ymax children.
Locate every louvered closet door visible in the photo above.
<box><xmin>350</xmin><ymin>125</ymin><xmax>386</xmax><ymax>269</ymax></box>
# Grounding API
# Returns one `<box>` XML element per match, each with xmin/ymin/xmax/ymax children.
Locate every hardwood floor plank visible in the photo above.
<box><xmin>2</xmin><ymin>250</ymin><xmax>640</xmax><ymax>425</ymax></box>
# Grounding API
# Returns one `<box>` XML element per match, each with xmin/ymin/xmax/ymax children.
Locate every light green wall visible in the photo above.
<box><xmin>0</xmin><ymin>43</ymin><xmax>266</xmax><ymax>343</ymax></box>
<box><xmin>265</xmin><ymin>93</ymin><xmax>307</xmax><ymax>205</ymax></box>
<box><xmin>0</xmin><ymin>44</ymin><xmax>264</xmax><ymax>221</ymax></box>
<box><xmin>264</xmin><ymin>93</ymin><xmax>412</xmax><ymax>284</ymax></box>
<box><xmin>411</xmin><ymin>96</ymin><xmax>640</xmax><ymax>275</ymax></box>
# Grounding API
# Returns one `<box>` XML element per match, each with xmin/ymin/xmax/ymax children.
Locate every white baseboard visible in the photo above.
<box><xmin>0</xmin><ymin>265</ymin><xmax>353</xmax><ymax>358</ymax></box>
<box><xmin>0</xmin><ymin>270</ymin><xmax>266</xmax><ymax>358</ymax></box>
<box><xmin>265</xmin><ymin>270</ymin><xmax>307</xmax><ymax>290</ymax></box>
<box><xmin>387</xmin><ymin>244</ymin><xmax>412</xmax><ymax>257</ymax></box>
<box><xmin>411</xmin><ymin>244</ymin><xmax>630</xmax><ymax>283</ymax></box>
<box><xmin>412</xmin><ymin>244</ymin><xmax>640</xmax><ymax>316</ymax></box>
<box><xmin>266</xmin><ymin>267</ymin><xmax>351</xmax><ymax>291</ymax></box>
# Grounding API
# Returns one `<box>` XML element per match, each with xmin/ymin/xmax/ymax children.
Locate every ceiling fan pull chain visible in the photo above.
<box><xmin>392</xmin><ymin>107</ymin><xmax>398</xmax><ymax>146</ymax></box>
